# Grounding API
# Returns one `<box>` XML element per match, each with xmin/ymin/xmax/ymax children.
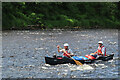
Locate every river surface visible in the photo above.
<box><xmin>2</xmin><ymin>29</ymin><xmax>119</xmax><ymax>78</ymax></box>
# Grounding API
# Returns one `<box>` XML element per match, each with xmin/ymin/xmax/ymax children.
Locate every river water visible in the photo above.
<box><xmin>2</xmin><ymin>29</ymin><xmax>119</xmax><ymax>78</ymax></box>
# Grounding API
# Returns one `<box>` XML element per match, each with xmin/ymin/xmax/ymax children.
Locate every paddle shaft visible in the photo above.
<box><xmin>59</xmin><ymin>47</ymin><xmax>73</xmax><ymax>58</ymax></box>
<box><xmin>59</xmin><ymin>47</ymin><xmax>83</xmax><ymax>65</ymax></box>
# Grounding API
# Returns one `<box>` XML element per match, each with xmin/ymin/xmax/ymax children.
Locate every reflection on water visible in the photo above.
<box><xmin>2</xmin><ymin>29</ymin><xmax>119</xmax><ymax>78</ymax></box>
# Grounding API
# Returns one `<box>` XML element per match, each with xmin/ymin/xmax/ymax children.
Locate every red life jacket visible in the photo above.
<box><xmin>63</xmin><ymin>51</ymin><xmax>70</xmax><ymax>58</ymax></box>
<box><xmin>97</xmin><ymin>46</ymin><xmax>106</xmax><ymax>56</ymax></box>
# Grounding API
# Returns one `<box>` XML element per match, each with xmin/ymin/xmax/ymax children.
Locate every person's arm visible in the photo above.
<box><xmin>57</xmin><ymin>45</ymin><xmax>63</xmax><ymax>53</ymax></box>
<box><xmin>69</xmin><ymin>49</ymin><xmax>74</xmax><ymax>56</ymax></box>
<box><xmin>57</xmin><ymin>45</ymin><xmax>60</xmax><ymax>53</ymax></box>
<box><xmin>91</xmin><ymin>50</ymin><xmax>98</xmax><ymax>55</ymax></box>
<box><xmin>93</xmin><ymin>47</ymin><xmax>99</xmax><ymax>54</ymax></box>
<box><xmin>94</xmin><ymin>50</ymin><xmax>98</xmax><ymax>54</ymax></box>
<box><xmin>101</xmin><ymin>47</ymin><xmax>105</xmax><ymax>55</ymax></box>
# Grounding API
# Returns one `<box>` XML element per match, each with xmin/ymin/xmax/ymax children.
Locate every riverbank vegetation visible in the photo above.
<box><xmin>2</xmin><ymin>2</ymin><xmax>120</xmax><ymax>30</ymax></box>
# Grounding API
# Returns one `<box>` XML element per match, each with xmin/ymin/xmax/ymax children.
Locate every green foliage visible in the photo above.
<box><xmin>2</xmin><ymin>2</ymin><xmax>120</xmax><ymax>30</ymax></box>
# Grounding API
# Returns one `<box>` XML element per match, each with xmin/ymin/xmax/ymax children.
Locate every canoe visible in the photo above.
<box><xmin>45</xmin><ymin>54</ymin><xmax>114</xmax><ymax>65</ymax></box>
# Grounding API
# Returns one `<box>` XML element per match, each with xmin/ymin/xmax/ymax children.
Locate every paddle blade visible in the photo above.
<box><xmin>74</xmin><ymin>60</ymin><xmax>83</xmax><ymax>65</ymax></box>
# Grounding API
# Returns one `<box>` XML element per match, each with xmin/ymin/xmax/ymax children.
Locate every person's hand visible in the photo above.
<box><xmin>98</xmin><ymin>53</ymin><xmax>103</xmax><ymax>55</ymax></box>
<box><xmin>57</xmin><ymin>45</ymin><xmax>60</xmax><ymax>48</ymax></box>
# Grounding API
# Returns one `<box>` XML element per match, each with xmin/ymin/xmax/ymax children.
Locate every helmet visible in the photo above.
<box><xmin>64</xmin><ymin>43</ymin><xmax>69</xmax><ymax>46</ymax></box>
<box><xmin>98</xmin><ymin>41</ymin><xmax>103</xmax><ymax>44</ymax></box>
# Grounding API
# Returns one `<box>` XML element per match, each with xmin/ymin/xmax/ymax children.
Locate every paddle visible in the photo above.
<box><xmin>59</xmin><ymin>47</ymin><xmax>83</xmax><ymax>65</ymax></box>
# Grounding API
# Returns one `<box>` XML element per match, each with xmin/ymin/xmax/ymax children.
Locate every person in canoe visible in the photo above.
<box><xmin>57</xmin><ymin>43</ymin><xmax>74</xmax><ymax>58</ymax></box>
<box><xmin>91</xmin><ymin>41</ymin><xmax>106</xmax><ymax>58</ymax></box>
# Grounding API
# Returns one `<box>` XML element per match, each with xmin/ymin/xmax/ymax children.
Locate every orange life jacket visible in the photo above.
<box><xmin>97</xmin><ymin>46</ymin><xmax>106</xmax><ymax>56</ymax></box>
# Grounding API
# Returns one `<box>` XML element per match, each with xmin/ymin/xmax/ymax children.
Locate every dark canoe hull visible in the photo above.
<box><xmin>95</xmin><ymin>54</ymin><xmax>114</xmax><ymax>61</ymax></box>
<box><xmin>45</xmin><ymin>54</ymin><xmax>114</xmax><ymax>65</ymax></box>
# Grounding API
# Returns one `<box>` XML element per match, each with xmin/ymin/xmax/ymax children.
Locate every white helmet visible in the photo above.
<box><xmin>64</xmin><ymin>43</ymin><xmax>69</xmax><ymax>46</ymax></box>
<box><xmin>98</xmin><ymin>41</ymin><xmax>103</xmax><ymax>44</ymax></box>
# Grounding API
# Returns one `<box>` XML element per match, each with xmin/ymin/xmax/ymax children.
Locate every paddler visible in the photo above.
<box><xmin>91</xmin><ymin>41</ymin><xmax>106</xmax><ymax>58</ymax></box>
<box><xmin>57</xmin><ymin>43</ymin><xmax>74</xmax><ymax>58</ymax></box>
